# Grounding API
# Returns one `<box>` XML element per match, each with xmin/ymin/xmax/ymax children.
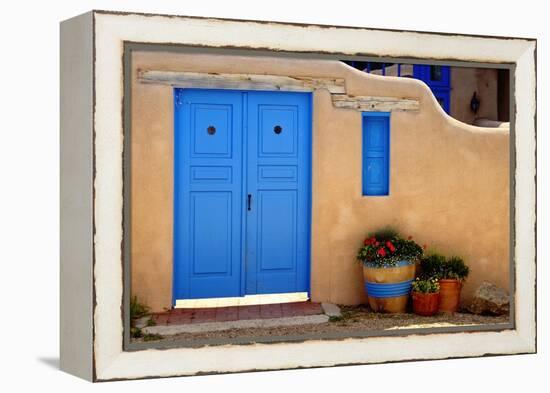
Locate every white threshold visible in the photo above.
<box><xmin>174</xmin><ymin>292</ymin><xmax>309</xmax><ymax>309</ymax></box>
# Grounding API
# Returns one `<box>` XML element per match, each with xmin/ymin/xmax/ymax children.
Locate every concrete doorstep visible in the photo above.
<box><xmin>143</xmin><ymin>314</ymin><xmax>330</xmax><ymax>335</ymax></box>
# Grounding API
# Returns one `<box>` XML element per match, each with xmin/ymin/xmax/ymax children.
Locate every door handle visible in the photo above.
<box><xmin>247</xmin><ymin>194</ymin><xmax>252</xmax><ymax>211</ymax></box>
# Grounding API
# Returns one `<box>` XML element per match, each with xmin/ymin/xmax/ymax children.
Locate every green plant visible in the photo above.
<box><xmin>419</xmin><ymin>253</ymin><xmax>446</xmax><ymax>279</ymax></box>
<box><xmin>143</xmin><ymin>333</ymin><xmax>163</xmax><ymax>342</ymax></box>
<box><xmin>357</xmin><ymin>229</ymin><xmax>423</xmax><ymax>268</ymax></box>
<box><xmin>441</xmin><ymin>256</ymin><xmax>469</xmax><ymax>280</ymax></box>
<box><xmin>130</xmin><ymin>326</ymin><xmax>143</xmax><ymax>339</ymax></box>
<box><xmin>369</xmin><ymin>227</ymin><xmax>399</xmax><ymax>242</ymax></box>
<box><xmin>411</xmin><ymin>277</ymin><xmax>440</xmax><ymax>293</ymax></box>
<box><xmin>130</xmin><ymin>296</ymin><xmax>150</xmax><ymax>320</ymax></box>
<box><xmin>419</xmin><ymin>254</ymin><xmax>469</xmax><ymax>281</ymax></box>
<box><xmin>130</xmin><ymin>326</ymin><xmax>162</xmax><ymax>341</ymax></box>
<box><xmin>129</xmin><ymin>298</ymin><xmax>160</xmax><ymax>342</ymax></box>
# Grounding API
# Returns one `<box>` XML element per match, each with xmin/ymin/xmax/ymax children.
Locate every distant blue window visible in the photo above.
<box><xmin>413</xmin><ymin>65</ymin><xmax>451</xmax><ymax>113</ymax></box>
<box><xmin>342</xmin><ymin>61</ymin><xmax>451</xmax><ymax>114</ymax></box>
<box><xmin>362</xmin><ymin>112</ymin><xmax>390</xmax><ymax>196</ymax></box>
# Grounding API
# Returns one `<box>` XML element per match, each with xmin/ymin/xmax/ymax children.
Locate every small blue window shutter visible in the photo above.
<box><xmin>362</xmin><ymin>112</ymin><xmax>390</xmax><ymax>196</ymax></box>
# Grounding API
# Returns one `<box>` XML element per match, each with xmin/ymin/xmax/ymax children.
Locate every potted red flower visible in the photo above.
<box><xmin>357</xmin><ymin>229</ymin><xmax>423</xmax><ymax>313</ymax></box>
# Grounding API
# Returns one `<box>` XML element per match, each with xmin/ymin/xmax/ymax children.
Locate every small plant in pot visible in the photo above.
<box><xmin>411</xmin><ymin>277</ymin><xmax>440</xmax><ymax>316</ymax></box>
<box><xmin>438</xmin><ymin>256</ymin><xmax>469</xmax><ymax>312</ymax></box>
<box><xmin>357</xmin><ymin>228</ymin><xmax>423</xmax><ymax>313</ymax></box>
<box><xmin>420</xmin><ymin>254</ymin><xmax>470</xmax><ymax>313</ymax></box>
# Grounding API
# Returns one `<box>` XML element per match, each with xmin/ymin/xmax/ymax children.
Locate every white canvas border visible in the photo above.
<box><xmin>92</xmin><ymin>11</ymin><xmax>536</xmax><ymax>380</ymax></box>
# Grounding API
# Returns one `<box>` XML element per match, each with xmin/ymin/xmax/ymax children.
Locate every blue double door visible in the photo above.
<box><xmin>173</xmin><ymin>89</ymin><xmax>311</xmax><ymax>301</ymax></box>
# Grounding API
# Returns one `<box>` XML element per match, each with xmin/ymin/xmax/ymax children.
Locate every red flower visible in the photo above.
<box><xmin>363</xmin><ymin>236</ymin><xmax>376</xmax><ymax>246</ymax></box>
<box><xmin>386</xmin><ymin>241</ymin><xmax>396</xmax><ymax>253</ymax></box>
<box><xmin>377</xmin><ymin>247</ymin><xmax>387</xmax><ymax>257</ymax></box>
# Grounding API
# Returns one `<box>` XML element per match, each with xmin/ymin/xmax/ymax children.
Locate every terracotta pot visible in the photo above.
<box><xmin>438</xmin><ymin>279</ymin><xmax>462</xmax><ymax>313</ymax></box>
<box><xmin>363</xmin><ymin>261</ymin><xmax>415</xmax><ymax>313</ymax></box>
<box><xmin>412</xmin><ymin>291</ymin><xmax>440</xmax><ymax>316</ymax></box>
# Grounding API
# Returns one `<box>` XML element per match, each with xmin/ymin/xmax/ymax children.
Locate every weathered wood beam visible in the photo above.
<box><xmin>331</xmin><ymin>94</ymin><xmax>420</xmax><ymax>112</ymax></box>
<box><xmin>138</xmin><ymin>70</ymin><xmax>346</xmax><ymax>94</ymax></box>
<box><xmin>138</xmin><ymin>70</ymin><xmax>419</xmax><ymax>112</ymax></box>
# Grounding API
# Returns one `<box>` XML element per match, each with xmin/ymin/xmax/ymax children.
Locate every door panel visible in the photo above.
<box><xmin>258</xmin><ymin>106</ymin><xmax>298</xmax><ymax>156</ymax></box>
<box><xmin>258</xmin><ymin>190</ymin><xmax>297</xmax><ymax>271</ymax></box>
<box><xmin>191</xmin><ymin>105</ymin><xmax>233</xmax><ymax>156</ymax></box>
<box><xmin>246</xmin><ymin>92</ymin><xmax>311</xmax><ymax>295</ymax></box>
<box><xmin>173</xmin><ymin>89</ymin><xmax>311</xmax><ymax>301</ymax></box>
<box><xmin>173</xmin><ymin>89</ymin><xmax>244</xmax><ymax>300</ymax></box>
<box><xmin>190</xmin><ymin>191</ymin><xmax>232</xmax><ymax>275</ymax></box>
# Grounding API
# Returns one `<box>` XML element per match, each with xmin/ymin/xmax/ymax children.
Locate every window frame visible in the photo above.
<box><xmin>362</xmin><ymin>111</ymin><xmax>391</xmax><ymax>196</ymax></box>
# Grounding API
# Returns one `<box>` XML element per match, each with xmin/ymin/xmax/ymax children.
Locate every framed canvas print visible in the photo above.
<box><xmin>60</xmin><ymin>10</ymin><xmax>536</xmax><ymax>381</ymax></box>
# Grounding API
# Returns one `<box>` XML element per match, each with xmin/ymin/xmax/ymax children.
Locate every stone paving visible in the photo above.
<box><xmin>132</xmin><ymin>302</ymin><xmax>507</xmax><ymax>342</ymax></box>
<box><xmin>150</xmin><ymin>301</ymin><xmax>324</xmax><ymax>326</ymax></box>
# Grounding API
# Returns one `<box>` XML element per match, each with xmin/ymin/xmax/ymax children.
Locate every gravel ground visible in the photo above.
<box><xmin>133</xmin><ymin>305</ymin><xmax>509</xmax><ymax>345</ymax></box>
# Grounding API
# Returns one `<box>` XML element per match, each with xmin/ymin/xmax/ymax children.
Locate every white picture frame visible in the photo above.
<box><xmin>60</xmin><ymin>10</ymin><xmax>536</xmax><ymax>381</ymax></box>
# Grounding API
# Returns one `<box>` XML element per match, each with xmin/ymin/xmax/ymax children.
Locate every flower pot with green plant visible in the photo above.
<box><xmin>420</xmin><ymin>254</ymin><xmax>469</xmax><ymax>313</ymax></box>
<box><xmin>411</xmin><ymin>277</ymin><xmax>440</xmax><ymax>316</ymax></box>
<box><xmin>357</xmin><ymin>228</ymin><xmax>423</xmax><ymax>313</ymax></box>
<box><xmin>438</xmin><ymin>256</ymin><xmax>469</xmax><ymax>312</ymax></box>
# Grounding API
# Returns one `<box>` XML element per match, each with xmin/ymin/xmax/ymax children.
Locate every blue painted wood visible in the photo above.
<box><xmin>362</xmin><ymin>112</ymin><xmax>390</xmax><ymax>196</ymax></box>
<box><xmin>173</xmin><ymin>89</ymin><xmax>244</xmax><ymax>300</ymax></box>
<box><xmin>246</xmin><ymin>91</ymin><xmax>311</xmax><ymax>295</ymax></box>
<box><xmin>413</xmin><ymin>64</ymin><xmax>450</xmax><ymax>87</ymax></box>
<box><xmin>430</xmin><ymin>87</ymin><xmax>451</xmax><ymax>114</ymax></box>
<box><xmin>173</xmin><ymin>89</ymin><xmax>311</xmax><ymax>301</ymax></box>
<box><xmin>413</xmin><ymin>64</ymin><xmax>451</xmax><ymax>113</ymax></box>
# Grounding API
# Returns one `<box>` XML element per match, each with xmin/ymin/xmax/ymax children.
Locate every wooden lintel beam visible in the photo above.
<box><xmin>138</xmin><ymin>70</ymin><xmax>419</xmax><ymax>112</ymax></box>
<box><xmin>331</xmin><ymin>94</ymin><xmax>420</xmax><ymax>112</ymax></box>
<box><xmin>138</xmin><ymin>70</ymin><xmax>346</xmax><ymax>94</ymax></box>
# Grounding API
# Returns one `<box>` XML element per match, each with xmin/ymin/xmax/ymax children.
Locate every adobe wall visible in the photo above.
<box><xmin>130</xmin><ymin>50</ymin><xmax>509</xmax><ymax>312</ymax></box>
<box><xmin>450</xmin><ymin>67</ymin><xmax>499</xmax><ymax>124</ymax></box>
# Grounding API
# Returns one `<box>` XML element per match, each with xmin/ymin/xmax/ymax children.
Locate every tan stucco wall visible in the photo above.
<box><xmin>450</xmin><ymin>67</ymin><xmax>499</xmax><ymax>124</ymax></box>
<box><xmin>131</xmin><ymin>51</ymin><xmax>509</xmax><ymax>312</ymax></box>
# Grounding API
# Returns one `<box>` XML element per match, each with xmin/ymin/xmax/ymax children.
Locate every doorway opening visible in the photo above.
<box><xmin>172</xmin><ymin>89</ymin><xmax>312</xmax><ymax>305</ymax></box>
